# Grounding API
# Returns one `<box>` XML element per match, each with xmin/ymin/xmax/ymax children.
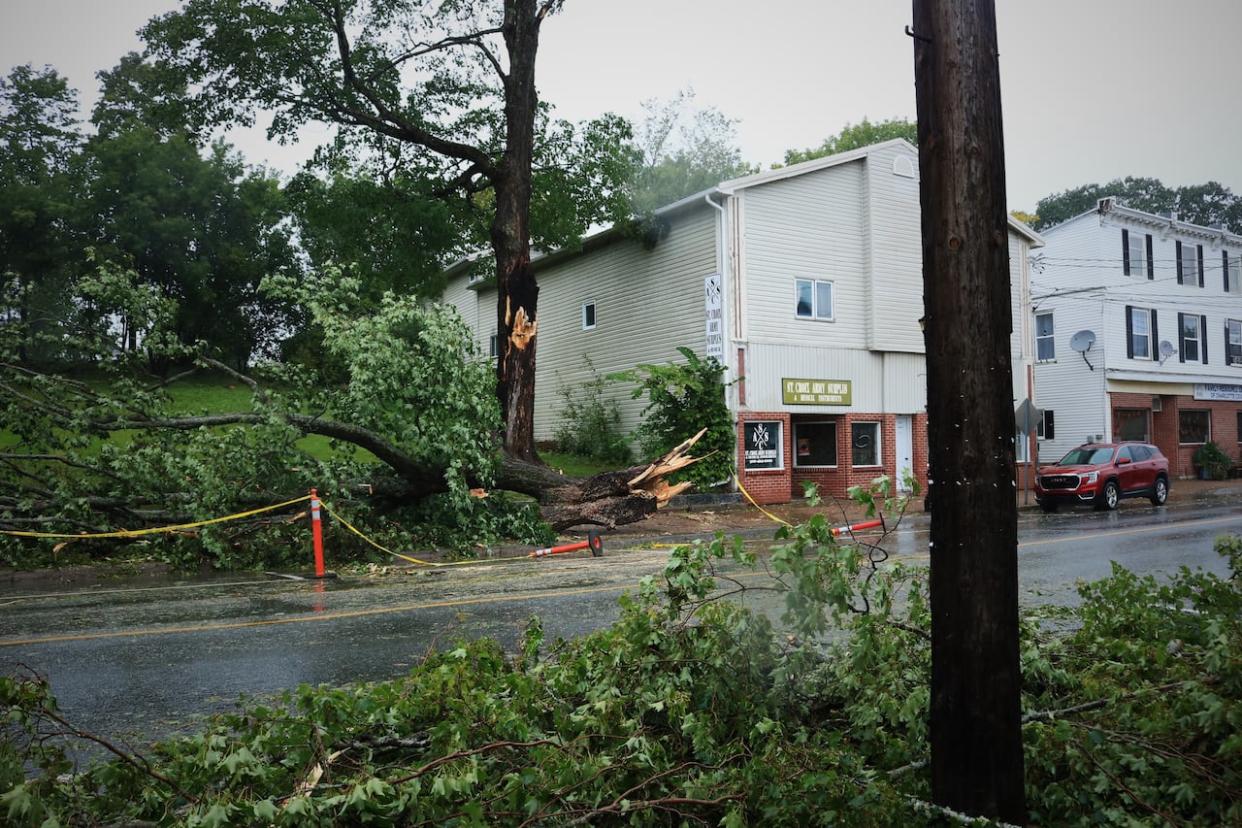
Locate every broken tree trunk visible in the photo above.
<box><xmin>498</xmin><ymin>429</ymin><xmax>705</xmax><ymax>531</ymax></box>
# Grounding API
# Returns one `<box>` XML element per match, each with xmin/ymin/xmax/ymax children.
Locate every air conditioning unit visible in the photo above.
<box><xmin>1151</xmin><ymin>396</ymin><xmax>1163</xmax><ymax>413</ymax></box>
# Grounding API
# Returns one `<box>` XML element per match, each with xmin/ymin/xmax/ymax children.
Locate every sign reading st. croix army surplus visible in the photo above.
<box><xmin>781</xmin><ymin>378</ymin><xmax>852</xmax><ymax>406</ymax></box>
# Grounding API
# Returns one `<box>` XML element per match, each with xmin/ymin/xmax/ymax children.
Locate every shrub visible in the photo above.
<box><xmin>552</xmin><ymin>360</ymin><xmax>632</xmax><ymax>466</ymax></box>
<box><xmin>613</xmin><ymin>346</ymin><xmax>734</xmax><ymax>490</ymax></box>
<box><xmin>1192</xmin><ymin>440</ymin><xmax>1232</xmax><ymax>480</ymax></box>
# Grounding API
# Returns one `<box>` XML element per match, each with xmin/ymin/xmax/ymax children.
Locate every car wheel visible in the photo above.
<box><xmin>1039</xmin><ymin>500</ymin><xmax>1058</xmax><ymax>513</ymax></box>
<box><xmin>1099</xmin><ymin>480</ymin><xmax>1120</xmax><ymax>511</ymax></box>
<box><xmin>1150</xmin><ymin>476</ymin><xmax>1168</xmax><ymax>506</ymax></box>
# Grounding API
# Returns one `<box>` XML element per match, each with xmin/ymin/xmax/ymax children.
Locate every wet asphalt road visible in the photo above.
<box><xmin>2</xmin><ymin>498</ymin><xmax>1239</xmax><ymax>757</ymax></box>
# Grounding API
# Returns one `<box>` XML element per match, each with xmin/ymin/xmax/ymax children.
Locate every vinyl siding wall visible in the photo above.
<box><xmin>1034</xmin><ymin>208</ymin><xmax>1242</xmax><ymax>458</ymax></box>
<box><xmin>440</xmin><ymin>207</ymin><xmax>717</xmax><ymax>442</ymax></box>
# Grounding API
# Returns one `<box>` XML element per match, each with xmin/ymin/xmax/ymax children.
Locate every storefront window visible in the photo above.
<box><xmin>1178</xmin><ymin>410</ymin><xmax>1210</xmax><ymax>445</ymax></box>
<box><xmin>1115</xmin><ymin>408</ymin><xmax>1149</xmax><ymax>442</ymax></box>
<box><xmin>794</xmin><ymin>421</ymin><xmax>837</xmax><ymax>467</ymax></box>
<box><xmin>743</xmin><ymin>420</ymin><xmax>783</xmax><ymax>470</ymax></box>
<box><xmin>851</xmin><ymin>422</ymin><xmax>881</xmax><ymax>467</ymax></box>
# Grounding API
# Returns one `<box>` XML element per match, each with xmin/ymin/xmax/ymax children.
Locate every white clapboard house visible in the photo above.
<box><xmin>1031</xmin><ymin>197</ymin><xmax>1242</xmax><ymax>477</ymax></box>
<box><xmin>441</xmin><ymin>139</ymin><xmax>1044</xmax><ymax>503</ymax></box>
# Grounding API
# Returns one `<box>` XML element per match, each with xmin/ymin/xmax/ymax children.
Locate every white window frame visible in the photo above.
<box><xmin>793</xmin><ymin>420</ymin><xmax>839</xmax><ymax>469</ymax></box>
<box><xmin>743</xmin><ymin>420</ymin><xmax>784</xmax><ymax>472</ymax></box>
<box><xmin>581</xmin><ymin>301</ymin><xmax>596</xmax><ymax>331</ymax></box>
<box><xmin>1227</xmin><ymin>319</ymin><xmax>1242</xmax><ymax>366</ymax></box>
<box><xmin>488</xmin><ymin>334</ymin><xmax>498</xmax><ymax>358</ymax></box>
<box><xmin>850</xmin><ymin>421</ymin><xmax>882</xmax><ymax>468</ymax></box>
<box><xmin>1035</xmin><ymin>311</ymin><xmax>1055</xmax><ymax>362</ymax></box>
<box><xmin>1130</xmin><ymin>307</ymin><xmax>1153</xmax><ymax>360</ymax></box>
<box><xmin>1180</xmin><ymin>241</ymin><xmax>1200</xmax><ymax>287</ymax></box>
<box><xmin>1126</xmin><ymin>231</ymin><xmax>1145</xmax><ymax>277</ymax></box>
<box><xmin>794</xmin><ymin>278</ymin><xmax>834</xmax><ymax>322</ymax></box>
<box><xmin>1180</xmin><ymin>314</ymin><xmax>1201</xmax><ymax>362</ymax></box>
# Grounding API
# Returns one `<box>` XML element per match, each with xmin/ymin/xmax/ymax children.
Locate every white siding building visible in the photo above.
<box><xmin>1032</xmin><ymin>198</ymin><xmax>1242</xmax><ymax>477</ymax></box>
<box><xmin>441</xmin><ymin>139</ymin><xmax>1044</xmax><ymax>503</ymax></box>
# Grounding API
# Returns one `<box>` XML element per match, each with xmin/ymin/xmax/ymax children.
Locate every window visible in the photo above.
<box><xmin>794</xmin><ymin>421</ymin><xmax>838</xmax><ymax>467</ymax></box>
<box><xmin>1038</xmin><ymin>410</ymin><xmax>1055</xmax><ymax>441</ymax></box>
<box><xmin>488</xmin><ymin>334</ymin><xmax>498</xmax><ymax>357</ymax></box>
<box><xmin>1177</xmin><ymin>241</ymin><xmax>1201</xmax><ymax>287</ymax></box>
<box><xmin>1178</xmin><ymin>410</ymin><xmax>1210</xmax><ymax>444</ymax></box>
<box><xmin>1223</xmin><ymin>251</ymin><xmax>1234</xmax><ymax>294</ymax></box>
<box><xmin>1123</xmin><ymin>229</ymin><xmax>1145</xmax><ymax>277</ymax></box>
<box><xmin>1180</xmin><ymin>313</ymin><xmax>1200</xmax><ymax>362</ymax></box>
<box><xmin>1228</xmin><ymin>319</ymin><xmax>1242</xmax><ymax>366</ymax></box>
<box><xmin>743</xmin><ymin>420</ymin><xmax>783</xmax><ymax>470</ymax></box>
<box><xmin>581</xmin><ymin>301</ymin><xmax>596</xmax><ymax>330</ymax></box>
<box><xmin>1115</xmin><ymin>409</ymin><xmax>1149</xmax><ymax>443</ymax></box>
<box><xmin>1127</xmin><ymin>306</ymin><xmax>1153</xmax><ymax>360</ymax></box>
<box><xmin>1237</xmin><ymin>412</ymin><xmax>1242</xmax><ymax>442</ymax></box>
<box><xmin>1116</xmin><ymin>445</ymin><xmax>1133</xmax><ymax>463</ymax></box>
<box><xmin>1131</xmin><ymin>445</ymin><xmax>1153</xmax><ymax>462</ymax></box>
<box><xmin>851</xmin><ymin>422</ymin><xmax>881</xmax><ymax>467</ymax></box>
<box><xmin>795</xmin><ymin>278</ymin><xmax>834</xmax><ymax>320</ymax></box>
<box><xmin>1035</xmin><ymin>312</ymin><xmax>1055</xmax><ymax>361</ymax></box>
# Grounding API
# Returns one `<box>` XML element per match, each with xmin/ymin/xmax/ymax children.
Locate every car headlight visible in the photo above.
<box><xmin>1083</xmin><ymin>472</ymin><xmax>1098</xmax><ymax>484</ymax></box>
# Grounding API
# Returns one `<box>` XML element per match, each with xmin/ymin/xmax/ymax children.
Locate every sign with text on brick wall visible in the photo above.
<box><xmin>1193</xmin><ymin>383</ymin><xmax>1242</xmax><ymax>402</ymax></box>
<box><xmin>704</xmin><ymin>273</ymin><xmax>724</xmax><ymax>361</ymax></box>
<box><xmin>781</xmin><ymin>378</ymin><xmax>853</xmax><ymax>406</ymax></box>
<box><xmin>743</xmin><ymin>420</ymin><xmax>782</xmax><ymax>470</ymax></box>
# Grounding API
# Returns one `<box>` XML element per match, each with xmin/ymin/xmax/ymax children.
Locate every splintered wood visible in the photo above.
<box><xmin>627</xmin><ymin>428</ymin><xmax>706</xmax><ymax>506</ymax></box>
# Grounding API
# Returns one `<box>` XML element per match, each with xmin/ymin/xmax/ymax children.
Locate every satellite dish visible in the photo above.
<box><xmin>1069</xmin><ymin>330</ymin><xmax>1096</xmax><ymax>352</ymax></box>
<box><xmin>1158</xmin><ymin>340</ymin><xmax>1176</xmax><ymax>364</ymax></box>
<box><xmin>1070</xmin><ymin>329</ymin><xmax>1097</xmax><ymax>371</ymax></box>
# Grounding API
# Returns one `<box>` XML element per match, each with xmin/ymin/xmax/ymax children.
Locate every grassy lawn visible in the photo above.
<box><xmin>539</xmin><ymin>451</ymin><xmax>626</xmax><ymax>478</ymax></box>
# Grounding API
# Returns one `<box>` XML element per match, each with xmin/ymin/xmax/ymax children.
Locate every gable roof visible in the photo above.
<box><xmin>444</xmin><ymin>137</ymin><xmax>1041</xmax><ymax>280</ymax></box>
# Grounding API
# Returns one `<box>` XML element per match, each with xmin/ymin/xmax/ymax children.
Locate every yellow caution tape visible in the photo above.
<box><xmin>733</xmin><ymin>475</ymin><xmax>793</xmax><ymax>527</ymax></box>
<box><xmin>0</xmin><ymin>495</ymin><xmax>313</xmax><ymax>540</ymax></box>
<box><xmin>317</xmin><ymin>502</ymin><xmax>523</xmax><ymax>568</ymax></box>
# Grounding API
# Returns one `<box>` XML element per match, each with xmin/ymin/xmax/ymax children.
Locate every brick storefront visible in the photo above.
<box><xmin>737</xmin><ymin>411</ymin><xmax>931</xmax><ymax>504</ymax></box>
<box><xmin>1110</xmin><ymin>391</ymin><xmax>1242</xmax><ymax>478</ymax></box>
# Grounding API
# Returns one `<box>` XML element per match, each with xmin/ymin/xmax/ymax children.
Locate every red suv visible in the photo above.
<box><xmin>1035</xmin><ymin>442</ymin><xmax>1170</xmax><ymax>512</ymax></box>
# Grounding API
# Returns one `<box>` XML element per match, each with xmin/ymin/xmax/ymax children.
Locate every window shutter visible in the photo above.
<box><xmin>1197</xmin><ymin>244</ymin><xmax>1205</xmax><ymax>287</ymax></box>
<box><xmin>1176</xmin><ymin>241</ymin><xmax>1184</xmax><ymax>284</ymax></box>
<box><xmin>1121</xmin><ymin>229</ymin><xmax>1131</xmax><ymax>275</ymax></box>
<box><xmin>1201</xmin><ymin>314</ymin><xmax>1209</xmax><ymax>364</ymax></box>
<box><xmin>1177</xmin><ymin>313</ymin><xmax>1186</xmax><ymax>363</ymax></box>
<box><xmin>1151</xmin><ymin>310</ymin><xmax>1159</xmax><ymax>357</ymax></box>
<box><xmin>1125</xmin><ymin>306</ymin><xmax>1134</xmax><ymax>359</ymax></box>
<box><xmin>1043</xmin><ymin>410</ymin><xmax>1055</xmax><ymax>441</ymax></box>
<box><xmin>1146</xmin><ymin>235</ymin><xmax>1154</xmax><ymax>279</ymax></box>
<box><xmin>1228</xmin><ymin>324</ymin><xmax>1233</xmax><ymax>367</ymax></box>
<box><xmin>1224</xmin><ymin>250</ymin><xmax>1231</xmax><ymax>292</ymax></box>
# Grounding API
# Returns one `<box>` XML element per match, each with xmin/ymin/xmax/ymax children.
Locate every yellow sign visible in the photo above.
<box><xmin>781</xmin><ymin>378</ymin><xmax>852</xmax><ymax>406</ymax></box>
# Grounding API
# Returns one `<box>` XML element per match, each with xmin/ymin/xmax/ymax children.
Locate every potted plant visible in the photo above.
<box><xmin>1192</xmin><ymin>441</ymin><xmax>1231</xmax><ymax>480</ymax></box>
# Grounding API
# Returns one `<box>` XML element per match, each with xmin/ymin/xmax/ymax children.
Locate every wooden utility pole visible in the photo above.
<box><xmin>911</xmin><ymin>0</ymin><xmax>1026</xmax><ymax>822</ymax></box>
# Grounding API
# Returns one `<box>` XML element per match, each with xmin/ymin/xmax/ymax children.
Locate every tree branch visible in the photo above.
<box><xmin>318</xmin><ymin>0</ymin><xmax>498</xmax><ymax>175</ymax></box>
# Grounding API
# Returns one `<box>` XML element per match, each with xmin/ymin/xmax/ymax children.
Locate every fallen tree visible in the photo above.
<box><xmin>0</xmin><ymin>271</ymin><xmax>706</xmax><ymax>566</ymax></box>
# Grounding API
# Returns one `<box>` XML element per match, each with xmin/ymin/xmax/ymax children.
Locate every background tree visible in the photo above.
<box><xmin>80</xmin><ymin>127</ymin><xmax>297</xmax><ymax>368</ymax></box>
<box><xmin>782</xmin><ymin>116</ymin><xmax>917</xmax><ymax>167</ymax></box>
<box><xmin>143</xmin><ymin>0</ymin><xmax>635</xmax><ymax>462</ymax></box>
<box><xmin>629</xmin><ymin>88</ymin><xmax>754</xmax><ymax>214</ymax></box>
<box><xmin>1030</xmin><ymin>176</ymin><xmax>1242</xmax><ymax>231</ymax></box>
<box><xmin>0</xmin><ymin>64</ymin><xmax>82</xmax><ymax>364</ymax></box>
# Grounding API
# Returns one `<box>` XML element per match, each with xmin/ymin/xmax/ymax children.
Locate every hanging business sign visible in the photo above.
<box><xmin>704</xmin><ymin>273</ymin><xmax>724</xmax><ymax>361</ymax></box>
<box><xmin>1194</xmin><ymin>383</ymin><xmax>1242</xmax><ymax>402</ymax></box>
<box><xmin>781</xmin><ymin>378</ymin><xmax>853</xmax><ymax>406</ymax></box>
<box><xmin>743</xmin><ymin>420</ymin><xmax>782</xmax><ymax>470</ymax></box>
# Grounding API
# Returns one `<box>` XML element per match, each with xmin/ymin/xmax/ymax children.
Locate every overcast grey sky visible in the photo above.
<box><xmin>2</xmin><ymin>0</ymin><xmax>1240</xmax><ymax>211</ymax></box>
